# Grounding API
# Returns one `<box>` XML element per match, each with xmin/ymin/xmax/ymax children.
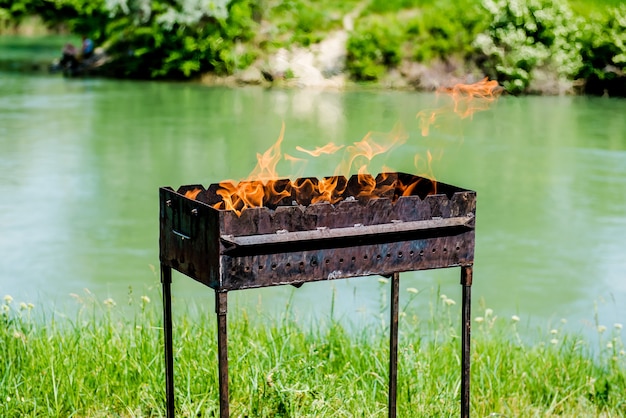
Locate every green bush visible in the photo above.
<box><xmin>406</xmin><ymin>1</ymin><xmax>487</xmax><ymax>63</ymax></box>
<box><xmin>346</xmin><ymin>15</ymin><xmax>403</xmax><ymax>81</ymax></box>
<box><xmin>0</xmin><ymin>0</ymin><xmax>108</xmax><ymax>38</ymax></box>
<box><xmin>264</xmin><ymin>0</ymin><xmax>360</xmax><ymax>48</ymax></box>
<box><xmin>473</xmin><ymin>0</ymin><xmax>583</xmax><ymax>94</ymax></box>
<box><xmin>576</xmin><ymin>5</ymin><xmax>626</xmax><ymax>95</ymax></box>
<box><xmin>102</xmin><ymin>0</ymin><xmax>258</xmax><ymax>79</ymax></box>
<box><xmin>366</xmin><ymin>0</ymin><xmax>432</xmax><ymax>14</ymax></box>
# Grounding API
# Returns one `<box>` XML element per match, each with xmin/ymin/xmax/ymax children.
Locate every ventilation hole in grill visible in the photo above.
<box><xmin>311</xmin><ymin>259</ymin><xmax>318</xmax><ymax>267</ymax></box>
<box><xmin>351</xmin><ymin>256</ymin><xmax>356</xmax><ymax>262</ymax></box>
<box><xmin>299</xmin><ymin>262</ymin><xmax>305</xmax><ymax>271</ymax></box>
<box><xmin>339</xmin><ymin>258</ymin><xmax>344</xmax><ymax>263</ymax></box>
<box><xmin>419</xmin><ymin>250</ymin><xmax>424</xmax><ymax>256</ymax></box>
<box><xmin>258</xmin><ymin>265</ymin><xmax>264</xmax><ymax>270</ymax></box>
<box><xmin>363</xmin><ymin>255</ymin><xmax>368</xmax><ymax>260</ymax></box>
<box><xmin>432</xmin><ymin>248</ymin><xmax>437</xmax><ymax>253</ymax></box>
<box><xmin>271</xmin><ymin>264</ymin><xmax>277</xmax><ymax>270</ymax></box>
<box><xmin>286</xmin><ymin>263</ymin><xmax>291</xmax><ymax>268</ymax></box>
<box><xmin>386</xmin><ymin>253</ymin><xmax>391</xmax><ymax>258</ymax></box>
<box><xmin>244</xmin><ymin>266</ymin><xmax>251</xmax><ymax>272</ymax></box>
<box><xmin>325</xmin><ymin>259</ymin><xmax>330</xmax><ymax>264</ymax></box>
<box><xmin>398</xmin><ymin>251</ymin><xmax>403</xmax><ymax>258</ymax></box>
<box><xmin>376</xmin><ymin>254</ymin><xmax>382</xmax><ymax>260</ymax></box>
<box><xmin>443</xmin><ymin>248</ymin><xmax>448</xmax><ymax>253</ymax></box>
<box><xmin>456</xmin><ymin>246</ymin><xmax>461</xmax><ymax>251</ymax></box>
<box><xmin>409</xmin><ymin>250</ymin><xmax>414</xmax><ymax>257</ymax></box>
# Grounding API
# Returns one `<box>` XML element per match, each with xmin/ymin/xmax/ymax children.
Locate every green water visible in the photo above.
<box><xmin>0</xmin><ymin>35</ymin><xmax>80</xmax><ymax>71</ymax></box>
<box><xmin>1</xmin><ymin>69</ymin><xmax>625</xmax><ymax>333</ymax></box>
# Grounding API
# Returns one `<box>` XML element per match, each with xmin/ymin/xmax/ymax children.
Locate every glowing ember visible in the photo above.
<box><xmin>184</xmin><ymin>189</ymin><xmax>202</xmax><ymax>200</ymax></box>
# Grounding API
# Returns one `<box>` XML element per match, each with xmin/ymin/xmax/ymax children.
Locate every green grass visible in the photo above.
<box><xmin>1</xmin><ymin>286</ymin><xmax>625</xmax><ymax>417</ymax></box>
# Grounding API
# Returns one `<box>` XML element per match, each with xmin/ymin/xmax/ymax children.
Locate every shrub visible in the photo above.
<box><xmin>576</xmin><ymin>5</ymin><xmax>626</xmax><ymax>95</ymax></box>
<box><xmin>346</xmin><ymin>15</ymin><xmax>403</xmax><ymax>81</ymax></box>
<box><xmin>406</xmin><ymin>1</ymin><xmax>487</xmax><ymax>63</ymax></box>
<box><xmin>102</xmin><ymin>0</ymin><xmax>258</xmax><ymax>78</ymax></box>
<box><xmin>473</xmin><ymin>0</ymin><xmax>583</xmax><ymax>94</ymax></box>
<box><xmin>263</xmin><ymin>0</ymin><xmax>360</xmax><ymax>48</ymax></box>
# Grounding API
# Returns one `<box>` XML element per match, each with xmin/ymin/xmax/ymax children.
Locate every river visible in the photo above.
<box><xmin>1</xmin><ymin>66</ymin><xmax>625</xmax><ymax>336</ymax></box>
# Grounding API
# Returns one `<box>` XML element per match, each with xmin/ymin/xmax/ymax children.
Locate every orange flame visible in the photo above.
<box><xmin>337</xmin><ymin>123</ymin><xmax>408</xmax><ymax>179</ymax></box>
<box><xmin>311</xmin><ymin>176</ymin><xmax>346</xmax><ymax>204</ymax></box>
<box><xmin>184</xmin><ymin>189</ymin><xmax>201</xmax><ymax>200</ymax></box>
<box><xmin>184</xmin><ymin>79</ymin><xmax>501</xmax><ymax>214</ymax></box>
<box><xmin>443</xmin><ymin>78</ymin><xmax>502</xmax><ymax>118</ymax></box>
<box><xmin>417</xmin><ymin>78</ymin><xmax>502</xmax><ymax>136</ymax></box>
<box><xmin>296</xmin><ymin>143</ymin><xmax>344</xmax><ymax>157</ymax></box>
<box><xmin>248</xmin><ymin>121</ymin><xmax>285</xmax><ymax>182</ymax></box>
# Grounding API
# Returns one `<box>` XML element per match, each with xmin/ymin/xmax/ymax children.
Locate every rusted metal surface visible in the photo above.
<box><xmin>388</xmin><ymin>272</ymin><xmax>399</xmax><ymax>418</ymax></box>
<box><xmin>160</xmin><ymin>265</ymin><xmax>175</xmax><ymax>418</ymax></box>
<box><xmin>159</xmin><ymin>172</ymin><xmax>476</xmax><ymax>418</ymax></box>
<box><xmin>159</xmin><ymin>173</ymin><xmax>476</xmax><ymax>290</ymax></box>
<box><xmin>461</xmin><ymin>266</ymin><xmax>473</xmax><ymax>418</ymax></box>
<box><xmin>215</xmin><ymin>291</ymin><xmax>229</xmax><ymax>418</ymax></box>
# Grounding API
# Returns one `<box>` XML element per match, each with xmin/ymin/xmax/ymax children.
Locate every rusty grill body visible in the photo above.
<box><xmin>159</xmin><ymin>172</ymin><xmax>476</xmax><ymax>418</ymax></box>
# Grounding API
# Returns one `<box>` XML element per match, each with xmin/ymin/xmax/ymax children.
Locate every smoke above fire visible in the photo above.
<box><xmin>188</xmin><ymin>78</ymin><xmax>502</xmax><ymax>214</ymax></box>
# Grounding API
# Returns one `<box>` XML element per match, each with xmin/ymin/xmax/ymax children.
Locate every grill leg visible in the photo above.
<box><xmin>216</xmin><ymin>291</ymin><xmax>229</xmax><ymax>418</ymax></box>
<box><xmin>161</xmin><ymin>264</ymin><xmax>175</xmax><ymax>418</ymax></box>
<box><xmin>388</xmin><ymin>272</ymin><xmax>400</xmax><ymax>418</ymax></box>
<box><xmin>460</xmin><ymin>266</ymin><xmax>473</xmax><ymax>418</ymax></box>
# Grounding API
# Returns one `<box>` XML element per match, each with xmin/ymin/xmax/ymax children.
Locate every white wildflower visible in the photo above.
<box><xmin>141</xmin><ymin>295</ymin><xmax>151</xmax><ymax>304</ymax></box>
<box><xmin>3</xmin><ymin>295</ymin><xmax>13</xmax><ymax>304</ymax></box>
<box><xmin>550</xmin><ymin>329</ymin><xmax>558</xmax><ymax>335</ymax></box>
<box><xmin>20</xmin><ymin>302</ymin><xmax>28</xmax><ymax>310</ymax></box>
<box><xmin>598</xmin><ymin>325</ymin><xmax>607</xmax><ymax>333</ymax></box>
<box><xmin>440</xmin><ymin>294</ymin><xmax>447</xmax><ymax>300</ymax></box>
<box><xmin>378</xmin><ymin>278</ymin><xmax>389</xmax><ymax>285</ymax></box>
<box><xmin>614</xmin><ymin>323</ymin><xmax>623</xmax><ymax>330</ymax></box>
<box><xmin>103</xmin><ymin>298</ymin><xmax>116</xmax><ymax>307</ymax></box>
<box><xmin>27</xmin><ymin>303</ymin><xmax>34</xmax><ymax>310</ymax></box>
<box><xmin>607</xmin><ymin>342</ymin><xmax>613</xmax><ymax>349</ymax></box>
<box><xmin>485</xmin><ymin>308</ymin><xmax>493</xmax><ymax>317</ymax></box>
<box><xmin>511</xmin><ymin>315</ymin><xmax>520</xmax><ymax>322</ymax></box>
<box><xmin>550</xmin><ymin>338</ymin><xmax>558</xmax><ymax>345</ymax></box>
<box><xmin>475</xmin><ymin>316</ymin><xmax>484</xmax><ymax>323</ymax></box>
<box><xmin>12</xmin><ymin>331</ymin><xmax>22</xmax><ymax>339</ymax></box>
<box><xmin>444</xmin><ymin>298</ymin><xmax>456</xmax><ymax>306</ymax></box>
<box><xmin>406</xmin><ymin>287</ymin><xmax>418</xmax><ymax>294</ymax></box>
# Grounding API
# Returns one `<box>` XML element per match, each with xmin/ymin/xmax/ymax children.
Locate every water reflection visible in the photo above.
<box><xmin>0</xmin><ymin>73</ymin><xmax>624</xmax><ymax>336</ymax></box>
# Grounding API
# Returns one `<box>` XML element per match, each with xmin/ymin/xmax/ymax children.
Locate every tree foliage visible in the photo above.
<box><xmin>2</xmin><ymin>0</ymin><xmax>626</xmax><ymax>95</ymax></box>
<box><xmin>346</xmin><ymin>15</ymin><xmax>403</xmax><ymax>82</ymax></box>
<box><xmin>100</xmin><ymin>0</ymin><xmax>258</xmax><ymax>78</ymax></box>
<box><xmin>473</xmin><ymin>0</ymin><xmax>583</xmax><ymax>94</ymax></box>
<box><xmin>0</xmin><ymin>0</ymin><xmax>108</xmax><ymax>35</ymax></box>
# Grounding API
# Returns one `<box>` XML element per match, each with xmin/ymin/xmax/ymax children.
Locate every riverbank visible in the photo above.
<box><xmin>2</xmin><ymin>288</ymin><xmax>625</xmax><ymax>416</ymax></box>
<box><xmin>200</xmin><ymin>0</ymin><xmax>626</xmax><ymax>96</ymax></box>
<box><xmin>3</xmin><ymin>0</ymin><xmax>625</xmax><ymax>96</ymax></box>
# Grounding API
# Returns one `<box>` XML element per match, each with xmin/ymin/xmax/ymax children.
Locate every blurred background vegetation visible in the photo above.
<box><xmin>1</xmin><ymin>0</ymin><xmax>625</xmax><ymax>95</ymax></box>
